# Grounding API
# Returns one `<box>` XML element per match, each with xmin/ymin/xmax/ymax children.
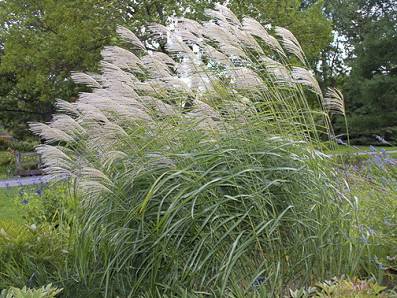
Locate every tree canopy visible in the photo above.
<box><xmin>324</xmin><ymin>0</ymin><xmax>397</xmax><ymax>144</ymax></box>
<box><xmin>0</xmin><ymin>0</ymin><xmax>121</xmax><ymax>137</ymax></box>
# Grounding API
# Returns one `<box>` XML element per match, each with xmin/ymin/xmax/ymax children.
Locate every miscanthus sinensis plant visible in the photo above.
<box><xmin>31</xmin><ymin>4</ymin><xmax>354</xmax><ymax>297</ymax></box>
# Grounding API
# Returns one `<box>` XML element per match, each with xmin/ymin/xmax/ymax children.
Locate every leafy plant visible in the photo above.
<box><xmin>0</xmin><ymin>284</ymin><xmax>62</xmax><ymax>298</ymax></box>
<box><xmin>289</xmin><ymin>277</ymin><xmax>393</xmax><ymax>297</ymax></box>
<box><xmin>0</xmin><ymin>220</ymin><xmax>70</xmax><ymax>289</ymax></box>
<box><xmin>20</xmin><ymin>184</ymin><xmax>76</xmax><ymax>227</ymax></box>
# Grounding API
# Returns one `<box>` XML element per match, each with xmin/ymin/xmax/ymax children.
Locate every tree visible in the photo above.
<box><xmin>0</xmin><ymin>0</ymin><xmax>121</xmax><ymax>137</ymax></box>
<box><xmin>119</xmin><ymin>0</ymin><xmax>332</xmax><ymax>66</ymax></box>
<box><xmin>324</xmin><ymin>0</ymin><xmax>397</xmax><ymax>144</ymax></box>
<box><xmin>228</xmin><ymin>0</ymin><xmax>332</xmax><ymax>67</ymax></box>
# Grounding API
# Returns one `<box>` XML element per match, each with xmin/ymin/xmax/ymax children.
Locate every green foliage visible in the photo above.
<box><xmin>100</xmin><ymin>0</ymin><xmax>333</xmax><ymax>66</ymax></box>
<box><xmin>1</xmin><ymin>2</ymin><xmax>395</xmax><ymax>297</ymax></box>
<box><xmin>64</xmin><ymin>137</ymin><xmax>356</xmax><ymax>297</ymax></box>
<box><xmin>0</xmin><ymin>0</ymin><xmax>121</xmax><ymax>138</ymax></box>
<box><xmin>227</xmin><ymin>0</ymin><xmax>332</xmax><ymax>67</ymax></box>
<box><xmin>0</xmin><ymin>150</ymin><xmax>14</xmax><ymax>178</ymax></box>
<box><xmin>0</xmin><ymin>188</ymin><xmax>23</xmax><ymax>222</ymax></box>
<box><xmin>22</xmin><ymin>185</ymin><xmax>76</xmax><ymax>227</ymax></box>
<box><xmin>324</xmin><ymin>0</ymin><xmax>397</xmax><ymax>145</ymax></box>
<box><xmin>290</xmin><ymin>277</ymin><xmax>393</xmax><ymax>297</ymax></box>
<box><xmin>0</xmin><ymin>284</ymin><xmax>62</xmax><ymax>298</ymax></box>
<box><xmin>344</xmin><ymin>17</ymin><xmax>397</xmax><ymax>144</ymax></box>
<box><xmin>0</xmin><ymin>184</ymin><xmax>74</xmax><ymax>290</ymax></box>
<box><xmin>0</xmin><ymin>221</ymin><xmax>69</xmax><ymax>289</ymax></box>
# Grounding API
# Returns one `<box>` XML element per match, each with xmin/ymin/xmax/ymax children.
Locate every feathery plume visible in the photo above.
<box><xmin>204</xmin><ymin>8</ymin><xmax>227</xmax><ymax>23</ymax></box>
<box><xmin>214</xmin><ymin>3</ymin><xmax>241</xmax><ymax>26</ymax></box>
<box><xmin>78</xmin><ymin>181</ymin><xmax>113</xmax><ymax>200</ymax></box>
<box><xmin>142</xmin><ymin>55</ymin><xmax>173</xmax><ymax>78</ymax></box>
<box><xmin>81</xmin><ymin>167</ymin><xmax>113</xmax><ymax>185</ymax></box>
<box><xmin>142</xmin><ymin>96</ymin><xmax>178</xmax><ymax>116</ymax></box>
<box><xmin>275</xmin><ymin>26</ymin><xmax>306</xmax><ymax>64</ymax></box>
<box><xmin>102</xmin><ymin>46</ymin><xmax>143</xmax><ymax>71</ymax></box>
<box><xmin>149</xmin><ymin>51</ymin><xmax>177</xmax><ymax>67</ymax></box>
<box><xmin>242</xmin><ymin>17</ymin><xmax>285</xmax><ymax>56</ymax></box>
<box><xmin>50</xmin><ymin>114</ymin><xmax>86</xmax><ymax>136</ymax></box>
<box><xmin>219</xmin><ymin>44</ymin><xmax>248</xmax><ymax>59</ymax></box>
<box><xmin>32</xmin><ymin>8</ymin><xmax>335</xmax><ymax>201</ymax></box>
<box><xmin>71</xmin><ymin>72</ymin><xmax>102</xmax><ymax>88</ymax></box>
<box><xmin>174</xmin><ymin>18</ymin><xmax>203</xmax><ymax>36</ymax></box>
<box><xmin>116</xmin><ymin>26</ymin><xmax>145</xmax><ymax>50</ymax></box>
<box><xmin>218</xmin><ymin>20</ymin><xmax>263</xmax><ymax>53</ymax></box>
<box><xmin>202</xmin><ymin>22</ymin><xmax>240</xmax><ymax>47</ymax></box>
<box><xmin>230</xmin><ymin>67</ymin><xmax>264</xmax><ymax>90</ymax></box>
<box><xmin>147</xmin><ymin>23</ymin><xmax>169</xmax><ymax>40</ymax></box>
<box><xmin>324</xmin><ymin>87</ymin><xmax>345</xmax><ymax>115</ymax></box>
<box><xmin>202</xmin><ymin>44</ymin><xmax>231</xmax><ymax>66</ymax></box>
<box><xmin>185</xmin><ymin>111</ymin><xmax>219</xmax><ymax>131</ymax></box>
<box><xmin>166</xmin><ymin>35</ymin><xmax>195</xmax><ymax>58</ymax></box>
<box><xmin>291</xmin><ymin>67</ymin><xmax>322</xmax><ymax>97</ymax></box>
<box><xmin>261</xmin><ymin>57</ymin><xmax>293</xmax><ymax>86</ymax></box>
<box><xmin>36</xmin><ymin>145</ymin><xmax>74</xmax><ymax>180</ymax></box>
<box><xmin>102</xmin><ymin>150</ymin><xmax>128</xmax><ymax>170</ymax></box>
<box><xmin>192</xmin><ymin>99</ymin><xmax>221</xmax><ymax>120</ymax></box>
<box><xmin>29</xmin><ymin>122</ymin><xmax>75</xmax><ymax>143</ymax></box>
<box><xmin>174</xmin><ymin>29</ymin><xmax>203</xmax><ymax>46</ymax></box>
<box><xmin>55</xmin><ymin>99</ymin><xmax>79</xmax><ymax>116</ymax></box>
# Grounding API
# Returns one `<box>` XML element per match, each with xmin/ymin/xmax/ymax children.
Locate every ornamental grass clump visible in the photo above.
<box><xmin>31</xmin><ymin>4</ymin><xmax>355</xmax><ymax>296</ymax></box>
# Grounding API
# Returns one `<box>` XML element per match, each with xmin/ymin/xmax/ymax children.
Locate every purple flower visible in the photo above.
<box><xmin>369</xmin><ymin>145</ymin><xmax>376</xmax><ymax>152</ymax></box>
<box><xmin>20</xmin><ymin>199</ymin><xmax>29</xmax><ymax>205</ymax></box>
<box><xmin>374</xmin><ymin>155</ymin><xmax>383</xmax><ymax>167</ymax></box>
<box><xmin>35</xmin><ymin>188</ymin><xmax>43</xmax><ymax>196</ymax></box>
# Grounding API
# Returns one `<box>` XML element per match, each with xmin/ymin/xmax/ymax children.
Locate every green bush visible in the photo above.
<box><xmin>0</xmin><ymin>220</ymin><xmax>70</xmax><ymax>290</ymax></box>
<box><xmin>10</xmin><ymin>140</ymin><xmax>38</xmax><ymax>153</ymax></box>
<box><xmin>0</xmin><ymin>151</ymin><xmax>14</xmax><ymax>178</ymax></box>
<box><xmin>290</xmin><ymin>277</ymin><xmax>394</xmax><ymax>297</ymax></box>
<box><xmin>21</xmin><ymin>185</ymin><xmax>76</xmax><ymax>226</ymax></box>
<box><xmin>0</xmin><ymin>184</ymin><xmax>75</xmax><ymax>291</ymax></box>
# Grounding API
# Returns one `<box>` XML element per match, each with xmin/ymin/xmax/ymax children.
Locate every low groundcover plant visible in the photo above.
<box><xmin>30</xmin><ymin>4</ymin><xmax>359</xmax><ymax>297</ymax></box>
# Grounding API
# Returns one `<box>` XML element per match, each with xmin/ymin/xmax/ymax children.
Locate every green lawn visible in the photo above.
<box><xmin>0</xmin><ymin>187</ymin><xmax>25</xmax><ymax>223</ymax></box>
<box><xmin>0</xmin><ymin>151</ymin><xmax>22</xmax><ymax>222</ymax></box>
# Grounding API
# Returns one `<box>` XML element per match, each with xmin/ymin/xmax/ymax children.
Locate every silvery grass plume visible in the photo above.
<box><xmin>30</xmin><ymin>5</ymin><xmax>351</xmax><ymax>296</ymax></box>
<box><xmin>324</xmin><ymin>87</ymin><xmax>345</xmax><ymax>116</ymax></box>
<box><xmin>324</xmin><ymin>87</ymin><xmax>350</xmax><ymax>144</ymax></box>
